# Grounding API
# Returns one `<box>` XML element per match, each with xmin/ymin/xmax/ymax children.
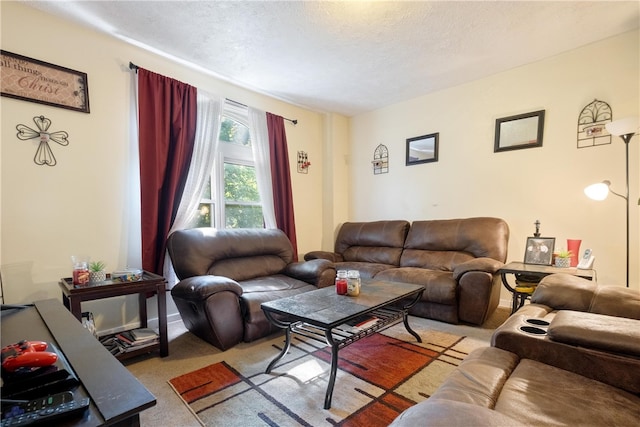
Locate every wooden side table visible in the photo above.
<box><xmin>58</xmin><ymin>271</ymin><xmax>168</xmax><ymax>360</ymax></box>
<box><xmin>498</xmin><ymin>262</ymin><xmax>596</xmax><ymax>314</ymax></box>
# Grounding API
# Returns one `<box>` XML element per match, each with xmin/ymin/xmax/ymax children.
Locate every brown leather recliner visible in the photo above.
<box><xmin>391</xmin><ymin>274</ymin><xmax>640</xmax><ymax>426</ymax></box>
<box><xmin>390</xmin><ymin>345</ymin><xmax>640</xmax><ymax>426</ymax></box>
<box><xmin>167</xmin><ymin>228</ymin><xmax>336</xmax><ymax>351</ymax></box>
<box><xmin>491</xmin><ymin>273</ymin><xmax>640</xmax><ymax>390</ymax></box>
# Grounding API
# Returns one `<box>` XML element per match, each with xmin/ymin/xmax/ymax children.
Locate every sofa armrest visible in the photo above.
<box><xmin>390</xmin><ymin>347</ymin><xmax>523</xmax><ymax>427</ymax></box>
<box><xmin>304</xmin><ymin>251</ymin><xmax>344</xmax><ymax>262</ymax></box>
<box><xmin>390</xmin><ymin>399</ymin><xmax>523</xmax><ymax>427</ymax></box>
<box><xmin>532</xmin><ymin>274</ymin><xmax>640</xmax><ymax>319</ymax></box>
<box><xmin>530</xmin><ymin>273</ymin><xmax>597</xmax><ymax>311</ymax></box>
<box><xmin>491</xmin><ymin>313</ymin><xmax>640</xmax><ymax>394</ymax></box>
<box><xmin>548</xmin><ymin>311</ymin><xmax>640</xmax><ymax>357</ymax></box>
<box><xmin>171</xmin><ymin>275</ymin><xmax>243</xmax><ymax>301</ymax></box>
<box><xmin>453</xmin><ymin>257</ymin><xmax>503</xmax><ymax>281</ymax></box>
<box><xmin>283</xmin><ymin>259</ymin><xmax>336</xmax><ymax>288</ymax></box>
<box><xmin>170</xmin><ymin>275</ymin><xmax>245</xmax><ymax>350</ymax></box>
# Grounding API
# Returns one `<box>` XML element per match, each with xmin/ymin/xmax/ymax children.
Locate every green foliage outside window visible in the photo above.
<box><xmin>224</xmin><ymin>163</ymin><xmax>263</xmax><ymax>228</ymax></box>
<box><xmin>224</xmin><ymin>163</ymin><xmax>258</xmax><ymax>202</ymax></box>
<box><xmin>220</xmin><ymin>118</ymin><xmax>250</xmax><ymax>146</ymax></box>
<box><xmin>193</xmin><ymin>203</ymin><xmax>212</xmax><ymax>228</ymax></box>
<box><xmin>188</xmin><ymin>114</ymin><xmax>263</xmax><ymax>229</ymax></box>
<box><xmin>225</xmin><ymin>205</ymin><xmax>263</xmax><ymax>228</ymax></box>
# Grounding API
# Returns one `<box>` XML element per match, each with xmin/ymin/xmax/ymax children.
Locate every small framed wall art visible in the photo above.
<box><xmin>523</xmin><ymin>237</ymin><xmax>555</xmax><ymax>265</ymax></box>
<box><xmin>494</xmin><ymin>110</ymin><xmax>545</xmax><ymax>153</ymax></box>
<box><xmin>406</xmin><ymin>132</ymin><xmax>439</xmax><ymax>166</ymax></box>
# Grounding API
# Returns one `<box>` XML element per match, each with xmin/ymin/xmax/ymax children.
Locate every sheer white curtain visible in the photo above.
<box><xmin>125</xmin><ymin>70</ymin><xmax>142</xmax><ymax>269</ymax></box>
<box><xmin>248</xmin><ymin>107</ymin><xmax>277</xmax><ymax>229</ymax></box>
<box><xmin>163</xmin><ymin>90</ymin><xmax>223</xmax><ymax>286</ymax></box>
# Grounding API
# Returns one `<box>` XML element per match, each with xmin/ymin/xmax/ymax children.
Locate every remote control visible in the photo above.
<box><xmin>1</xmin><ymin>391</ymin><xmax>89</xmax><ymax>426</ymax></box>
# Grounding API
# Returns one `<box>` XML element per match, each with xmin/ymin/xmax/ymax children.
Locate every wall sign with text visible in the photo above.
<box><xmin>1</xmin><ymin>50</ymin><xmax>90</xmax><ymax>113</ymax></box>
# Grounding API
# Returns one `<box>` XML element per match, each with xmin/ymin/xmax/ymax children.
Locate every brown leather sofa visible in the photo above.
<box><xmin>305</xmin><ymin>217</ymin><xmax>509</xmax><ymax>325</ymax></box>
<box><xmin>167</xmin><ymin>228</ymin><xmax>336</xmax><ymax>351</ymax></box>
<box><xmin>390</xmin><ymin>274</ymin><xmax>640</xmax><ymax>426</ymax></box>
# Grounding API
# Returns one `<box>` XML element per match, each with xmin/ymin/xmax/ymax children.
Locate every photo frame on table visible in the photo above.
<box><xmin>1</xmin><ymin>50</ymin><xmax>90</xmax><ymax>113</ymax></box>
<box><xmin>494</xmin><ymin>110</ymin><xmax>545</xmax><ymax>152</ymax></box>
<box><xmin>406</xmin><ymin>132</ymin><xmax>439</xmax><ymax>166</ymax></box>
<box><xmin>523</xmin><ymin>237</ymin><xmax>555</xmax><ymax>265</ymax></box>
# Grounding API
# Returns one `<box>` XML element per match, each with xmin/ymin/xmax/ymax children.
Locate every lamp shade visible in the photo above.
<box><xmin>605</xmin><ymin>117</ymin><xmax>639</xmax><ymax>136</ymax></box>
<box><xmin>584</xmin><ymin>181</ymin><xmax>610</xmax><ymax>200</ymax></box>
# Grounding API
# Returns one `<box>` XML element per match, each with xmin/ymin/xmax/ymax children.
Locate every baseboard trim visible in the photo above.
<box><xmin>98</xmin><ymin>312</ymin><xmax>183</xmax><ymax>336</ymax></box>
<box><xmin>499</xmin><ymin>298</ymin><xmax>512</xmax><ymax>309</ymax></box>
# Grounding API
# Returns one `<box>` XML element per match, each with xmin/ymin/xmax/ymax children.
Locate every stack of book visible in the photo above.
<box><xmin>100</xmin><ymin>328</ymin><xmax>159</xmax><ymax>355</ymax></box>
<box><xmin>341</xmin><ymin>314</ymin><xmax>380</xmax><ymax>333</ymax></box>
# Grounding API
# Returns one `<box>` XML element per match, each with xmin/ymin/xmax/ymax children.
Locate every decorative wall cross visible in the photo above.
<box><xmin>16</xmin><ymin>115</ymin><xmax>69</xmax><ymax>166</ymax></box>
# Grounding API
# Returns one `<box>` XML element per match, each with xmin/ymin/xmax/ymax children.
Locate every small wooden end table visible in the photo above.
<box><xmin>499</xmin><ymin>261</ymin><xmax>596</xmax><ymax>313</ymax></box>
<box><xmin>58</xmin><ymin>271</ymin><xmax>168</xmax><ymax>360</ymax></box>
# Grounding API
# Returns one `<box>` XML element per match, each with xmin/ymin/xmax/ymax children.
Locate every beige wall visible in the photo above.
<box><xmin>0</xmin><ymin>2</ymin><xmax>335</xmax><ymax>330</ymax></box>
<box><xmin>350</xmin><ymin>30</ymin><xmax>640</xmax><ymax>296</ymax></box>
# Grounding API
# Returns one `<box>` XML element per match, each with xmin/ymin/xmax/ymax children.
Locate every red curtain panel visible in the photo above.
<box><xmin>266</xmin><ymin>113</ymin><xmax>298</xmax><ymax>260</ymax></box>
<box><xmin>137</xmin><ymin>69</ymin><xmax>197</xmax><ymax>274</ymax></box>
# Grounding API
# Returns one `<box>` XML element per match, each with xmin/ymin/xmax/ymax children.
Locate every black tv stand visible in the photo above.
<box><xmin>1</xmin><ymin>299</ymin><xmax>156</xmax><ymax>426</ymax></box>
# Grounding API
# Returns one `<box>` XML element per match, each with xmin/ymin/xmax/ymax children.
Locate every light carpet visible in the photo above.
<box><xmin>125</xmin><ymin>308</ymin><xmax>509</xmax><ymax>426</ymax></box>
<box><xmin>167</xmin><ymin>316</ymin><xmax>499</xmax><ymax>427</ymax></box>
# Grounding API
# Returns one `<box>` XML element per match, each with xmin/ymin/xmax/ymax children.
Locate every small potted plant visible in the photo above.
<box><xmin>89</xmin><ymin>261</ymin><xmax>107</xmax><ymax>283</ymax></box>
<box><xmin>554</xmin><ymin>250</ymin><xmax>572</xmax><ymax>268</ymax></box>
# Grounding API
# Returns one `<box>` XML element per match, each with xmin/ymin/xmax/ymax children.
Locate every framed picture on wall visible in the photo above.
<box><xmin>1</xmin><ymin>50</ymin><xmax>90</xmax><ymax>113</ymax></box>
<box><xmin>406</xmin><ymin>132</ymin><xmax>439</xmax><ymax>165</ymax></box>
<box><xmin>494</xmin><ymin>110</ymin><xmax>545</xmax><ymax>152</ymax></box>
<box><xmin>523</xmin><ymin>237</ymin><xmax>555</xmax><ymax>265</ymax></box>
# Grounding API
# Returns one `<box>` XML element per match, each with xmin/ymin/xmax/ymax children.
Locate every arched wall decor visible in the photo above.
<box><xmin>372</xmin><ymin>144</ymin><xmax>389</xmax><ymax>175</ymax></box>
<box><xmin>577</xmin><ymin>99</ymin><xmax>612</xmax><ymax>148</ymax></box>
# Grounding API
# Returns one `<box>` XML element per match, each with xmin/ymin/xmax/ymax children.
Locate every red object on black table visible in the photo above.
<box><xmin>1</xmin><ymin>340</ymin><xmax>57</xmax><ymax>372</ymax></box>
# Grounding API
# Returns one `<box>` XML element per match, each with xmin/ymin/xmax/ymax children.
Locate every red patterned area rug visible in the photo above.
<box><xmin>168</xmin><ymin>323</ymin><xmax>473</xmax><ymax>427</ymax></box>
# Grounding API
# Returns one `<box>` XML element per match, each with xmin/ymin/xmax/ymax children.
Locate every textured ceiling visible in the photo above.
<box><xmin>23</xmin><ymin>1</ymin><xmax>640</xmax><ymax>117</ymax></box>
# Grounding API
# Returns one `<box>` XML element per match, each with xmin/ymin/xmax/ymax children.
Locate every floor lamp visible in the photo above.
<box><xmin>584</xmin><ymin>117</ymin><xmax>639</xmax><ymax>288</ymax></box>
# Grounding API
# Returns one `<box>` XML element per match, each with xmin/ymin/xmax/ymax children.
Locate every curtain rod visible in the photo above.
<box><xmin>129</xmin><ymin>62</ymin><xmax>297</xmax><ymax>125</ymax></box>
<box><xmin>226</xmin><ymin>98</ymin><xmax>298</xmax><ymax>125</ymax></box>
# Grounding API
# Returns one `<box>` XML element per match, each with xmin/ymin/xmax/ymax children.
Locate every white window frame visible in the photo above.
<box><xmin>209</xmin><ymin>102</ymin><xmax>262</xmax><ymax>228</ymax></box>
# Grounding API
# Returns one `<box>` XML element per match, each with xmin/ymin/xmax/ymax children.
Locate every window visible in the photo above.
<box><xmin>190</xmin><ymin>104</ymin><xmax>264</xmax><ymax>229</ymax></box>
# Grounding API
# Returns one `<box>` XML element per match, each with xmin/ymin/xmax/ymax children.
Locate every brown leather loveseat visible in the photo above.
<box><xmin>305</xmin><ymin>217</ymin><xmax>509</xmax><ymax>325</ymax></box>
<box><xmin>167</xmin><ymin>228</ymin><xmax>336</xmax><ymax>351</ymax></box>
<box><xmin>390</xmin><ymin>274</ymin><xmax>640</xmax><ymax>426</ymax></box>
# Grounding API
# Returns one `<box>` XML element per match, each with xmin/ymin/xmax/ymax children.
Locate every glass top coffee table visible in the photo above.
<box><xmin>261</xmin><ymin>279</ymin><xmax>425</xmax><ymax>409</ymax></box>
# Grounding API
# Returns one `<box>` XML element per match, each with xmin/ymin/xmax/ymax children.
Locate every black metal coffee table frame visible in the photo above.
<box><xmin>261</xmin><ymin>280</ymin><xmax>425</xmax><ymax>409</ymax></box>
